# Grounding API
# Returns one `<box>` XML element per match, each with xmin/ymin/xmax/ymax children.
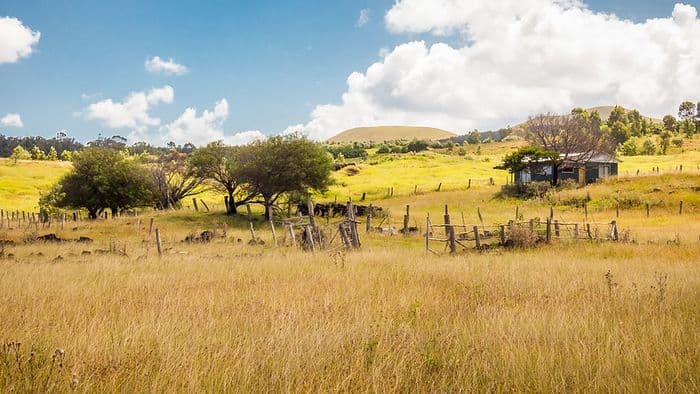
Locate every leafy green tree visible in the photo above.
<box><xmin>404</xmin><ymin>139</ymin><xmax>429</xmax><ymax>153</ymax></box>
<box><xmin>678</xmin><ymin>101</ymin><xmax>696</xmax><ymax>120</ymax></box>
<box><xmin>237</xmin><ymin>135</ymin><xmax>333</xmax><ymax>220</ymax></box>
<box><xmin>679</xmin><ymin>119</ymin><xmax>696</xmax><ymax>138</ymax></box>
<box><xmin>188</xmin><ymin>141</ymin><xmax>252</xmax><ymax>215</ymax></box>
<box><xmin>466</xmin><ymin>130</ymin><xmax>481</xmax><ymax>144</ymax></box>
<box><xmin>618</xmin><ymin>139</ymin><xmax>638</xmax><ymax>156</ymax></box>
<box><xmin>659</xmin><ymin>131</ymin><xmax>671</xmax><ymax>155</ymax></box>
<box><xmin>42</xmin><ymin>148</ymin><xmax>154</xmax><ymax>219</ymax></box>
<box><xmin>606</xmin><ymin>106</ymin><xmax>628</xmax><ymax>128</ymax></box>
<box><xmin>60</xmin><ymin>150</ymin><xmax>72</xmax><ymax>161</ymax></box>
<box><xmin>608</xmin><ymin>121</ymin><xmax>630</xmax><ymax>144</ymax></box>
<box><xmin>641</xmin><ymin>139</ymin><xmax>657</xmax><ymax>155</ymax></box>
<box><xmin>662</xmin><ymin>115</ymin><xmax>678</xmax><ymax>132</ymax></box>
<box><xmin>31</xmin><ymin>145</ymin><xmax>46</xmax><ymax>160</ymax></box>
<box><xmin>494</xmin><ymin>146</ymin><xmax>559</xmax><ymax>176</ymax></box>
<box><xmin>149</xmin><ymin>151</ymin><xmax>205</xmax><ymax>210</ymax></box>
<box><xmin>10</xmin><ymin>145</ymin><xmax>31</xmax><ymax>163</ymax></box>
<box><xmin>47</xmin><ymin>146</ymin><xmax>58</xmax><ymax>161</ymax></box>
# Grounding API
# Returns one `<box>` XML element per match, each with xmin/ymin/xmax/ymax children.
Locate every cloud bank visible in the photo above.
<box><xmin>294</xmin><ymin>1</ymin><xmax>700</xmax><ymax>140</ymax></box>
<box><xmin>0</xmin><ymin>17</ymin><xmax>40</xmax><ymax>64</ymax></box>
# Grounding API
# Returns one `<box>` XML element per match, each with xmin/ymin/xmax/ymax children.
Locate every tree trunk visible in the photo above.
<box><xmin>88</xmin><ymin>208</ymin><xmax>98</xmax><ymax>220</ymax></box>
<box><xmin>551</xmin><ymin>163</ymin><xmax>559</xmax><ymax>186</ymax></box>
<box><xmin>227</xmin><ymin>191</ymin><xmax>237</xmax><ymax>215</ymax></box>
<box><xmin>263</xmin><ymin>197</ymin><xmax>272</xmax><ymax>221</ymax></box>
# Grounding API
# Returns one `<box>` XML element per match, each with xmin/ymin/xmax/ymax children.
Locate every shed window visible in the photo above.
<box><xmin>562</xmin><ymin>167</ymin><xmax>574</xmax><ymax>174</ymax></box>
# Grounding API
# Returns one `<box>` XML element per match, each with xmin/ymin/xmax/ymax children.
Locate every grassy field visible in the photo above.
<box><xmin>0</xmin><ymin>141</ymin><xmax>699</xmax><ymax>391</ymax></box>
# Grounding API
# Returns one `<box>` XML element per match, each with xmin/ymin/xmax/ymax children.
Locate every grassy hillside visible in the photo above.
<box><xmin>0</xmin><ymin>159</ymin><xmax>71</xmax><ymax>212</ymax></box>
<box><xmin>328</xmin><ymin>126</ymin><xmax>457</xmax><ymax>143</ymax></box>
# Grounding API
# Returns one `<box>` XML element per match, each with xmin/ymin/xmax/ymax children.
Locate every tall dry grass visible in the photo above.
<box><xmin>1</xmin><ymin>240</ymin><xmax>698</xmax><ymax>391</ymax></box>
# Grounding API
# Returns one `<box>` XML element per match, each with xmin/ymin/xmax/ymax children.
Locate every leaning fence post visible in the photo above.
<box><xmin>338</xmin><ymin>223</ymin><xmax>351</xmax><ymax>249</ymax></box>
<box><xmin>305</xmin><ymin>225</ymin><xmax>316</xmax><ymax>254</ymax></box>
<box><xmin>287</xmin><ymin>224</ymin><xmax>296</xmax><ymax>247</ymax></box>
<box><xmin>192</xmin><ymin>198</ymin><xmax>199</xmax><ymax>212</ymax></box>
<box><xmin>148</xmin><ymin>217</ymin><xmax>154</xmax><ymax>239</ymax></box>
<box><xmin>436</xmin><ymin>183</ymin><xmax>442</xmax><ymax>192</ymax></box>
<box><xmin>155</xmin><ymin>228</ymin><xmax>162</xmax><ymax>257</ymax></box>
<box><xmin>199</xmin><ymin>199</ymin><xmax>210</xmax><ymax>212</ymax></box>
<box><xmin>269</xmin><ymin>219</ymin><xmax>278</xmax><ymax>247</ymax></box>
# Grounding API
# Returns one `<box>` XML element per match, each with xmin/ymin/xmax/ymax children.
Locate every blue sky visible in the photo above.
<box><xmin>1</xmin><ymin>0</ymin><xmax>699</xmax><ymax>143</ymax></box>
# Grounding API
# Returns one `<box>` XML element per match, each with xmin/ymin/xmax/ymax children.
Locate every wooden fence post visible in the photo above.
<box><xmin>586</xmin><ymin>223</ymin><xmax>592</xmax><ymax>240</ymax></box>
<box><xmin>468</xmin><ymin>179</ymin><xmax>471</xmax><ymax>189</ymax></box>
<box><xmin>269</xmin><ymin>219</ymin><xmax>278</xmax><ymax>247</ymax></box>
<box><xmin>473</xmin><ymin>226</ymin><xmax>480</xmax><ymax>249</ymax></box>
<box><xmin>545</xmin><ymin>217</ymin><xmax>551</xmax><ymax>243</ymax></box>
<box><xmin>366</xmin><ymin>204</ymin><xmax>373</xmax><ymax>233</ymax></box>
<box><xmin>515</xmin><ymin>206</ymin><xmax>519</xmax><ymax>221</ymax></box>
<box><xmin>361</xmin><ymin>192</ymin><xmax>366</xmax><ymax>201</ymax></box>
<box><xmin>477</xmin><ymin>207</ymin><xmax>483</xmax><ymax>225</ymax></box>
<box><xmin>574</xmin><ymin>223</ymin><xmax>579</xmax><ymax>238</ymax></box>
<box><xmin>148</xmin><ymin>218</ymin><xmax>154</xmax><ymax>238</ymax></box>
<box><xmin>611</xmin><ymin>220</ymin><xmax>618</xmax><ymax>241</ymax></box>
<box><xmin>155</xmin><ymin>228</ymin><xmax>162</xmax><ymax>257</ymax></box>
<box><xmin>200</xmin><ymin>199</ymin><xmax>210</xmax><ymax>212</ymax></box>
<box><xmin>338</xmin><ymin>224</ymin><xmax>351</xmax><ymax>249</ymax></box>
<box><xmin>305</xmin><ymin>225</ymin><xmax>316</xmax><ymax>254</ymax></box>
<box><xmin>425</xmin><ymin>214</ymin><xmax>431</xmax><ymax>255</ymax></box>
<box><xmin>499</xmin><ymin>225</ymin><xmax>506</xmax><ymax>246</ymax></box>
<box><xmin>444</xmin><ymin>205</ymin><xmax>456</xmax><ymax>255</ymax></box>
<box><xmin>192</xmin><ymin>198</ymin><xmax>199</xmax><ymax>212</ymax></box>
<box><xmin>679</xmin><ymin>201</ymin><xmax>683</xmax><ymax>215</ymax></box>
<box><xmin>287</xmin><ymin>224</ymin><xmax>296</xmax><ymax>247</ymax></box>
<box><xmin>403</xmin><ymin>205</ymin><xmax>410</xmax><ymax>235</ymax></box>
<box><xmin>554</xmin><ymin>220</ymin><xmax>560</xmax><ymax>237</ymax></box>
<box><xmin>414</xmin><ymin>185</ymin><xmax>418</xmax><ymax>195</ymax></box>
<box><xmin>584</xmin><ymin>202</ymin><xmax>588</xmax><ymax>220</ymax></box>
<box><xmin>616</xmin><ymin>203</ymin><xmax>620</xmax><ymax>218</ymax></box>
<box><xmin>646</xmin><ymin>203</ymin><xmax>650</xmax><ymax>217</ymax></box>
<box><xmin>436</xmin><ymin>183</ymin><xmax>442</xmax><ymax>192</ymax></box>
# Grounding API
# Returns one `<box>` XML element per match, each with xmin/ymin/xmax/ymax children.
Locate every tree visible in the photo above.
<box><xmin>188</xmin><ymin>141</ymin><xmax>252</xmax><ymax>215</ymax></box>
<box><xmin>606</xmin><ymin>106</ymin><xmax>628</xmax><ymax>128</ymax></box>
<box><xmin>405</xmin><ymin>139</ymin><xmax>429</xmax><ymax>153</ymax></box>
<box><xmin>494</xmin><ymin>146</ymin><xmax>558</xmax><ymax>174</ymax></box>
<box><xmin>10</xmin><ymin>145</ymin><xmax>31</xmax><ymax>163</ymax></box>
<box><xmin>31</xmin><ymin>145</ymin><xmax>45</xmax><ymax>160</ymax></box>
<box><xmin>236</xmin><ymin>135</ymin><xmax>333</xmax><ymax>220</ymax></box>
<box><xmin>662</xmin><ymin>115</ymin><xmax>678</xmax><ymax>132</ymax></box>
<box><xmin>149</xmin><ymin>150</ymin><xmax>204</xmax><ymax>210</ymax></box>
<box><xmin>678</xmin><ymin>101</ymin><xmax>696</xmax><ymax>120</ymax></box>
<box><xmin>60</xmin><ymin>150</ymin><xmax>72</xmax><ymax>161</ymax></box>
<box><xmin>47</xmin><ymin>146</ymin><xmax>58</xmax><ymax>161</ymax></box>
<box><xmin>618</xmin><ymin>139</ymin><xmax>638</xmax><ymax>156</ymax></box>
<box><xmin>42</xmin><ymin>148</ymin><xmax>154</xmax><ymax>219</ymax></box>
<box><xmin>523</xmin><ymin>110</ymin><xmax>614</xmax><ymax>185</ymax></box>
<box><xmin>641</xmin><ymin>139</ymin><xmax>657</xmax><ymax>155</ymax></box>
<box><xmin>466</xmin><ymin>130</ymin><xmax>481</xmax><ymax>144</ymax></box>
<box><xmin>659</xmin><ymin>131</ymin><xmax>671</xmax><ymax>155</ymax></box>
<box><xmin>608</xmin><ymin>121</ymin><xmax>630</xmax><ymax>145</ymax></box>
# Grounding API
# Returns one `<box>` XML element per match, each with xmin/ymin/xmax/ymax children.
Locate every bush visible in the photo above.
<box><xmin>618</xmin><ymin>139</ymin><xmax>638</xmax><ymax>156</ymax></box>
<box><xmin>671</xmin><ymin>137</ymin><xmax>684</xmax><ymax>148</ymax></box>
<box><xmin>641</xmin><ymin>138</ymin><xmax>657</xmax><ymax>155</ymax></box>
<box><xmin>405</xmin><ymin>139</ymin><xmax>429</xmax><ymax>153</ymax></box>
<box><xmin>506</xmin><ymin>224</ymin><xmax>538</xmax><ymax>248</ymax></box>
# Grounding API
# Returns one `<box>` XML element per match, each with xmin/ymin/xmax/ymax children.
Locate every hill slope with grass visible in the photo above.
<box><xmin>328</xmin><ymin>126</ymin><xmax>457</xmax><ymax>143</ymax></box>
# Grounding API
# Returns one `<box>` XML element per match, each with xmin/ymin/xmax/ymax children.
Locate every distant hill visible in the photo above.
<box><xmin>328</xmin><ymin>126</ymin><xmax>457</xmax><ymax>143</ymax></box>
<box><xmin>586</xmin><ymin>106</ymin><xmax>661</xmax><ymax>123</ymax></box>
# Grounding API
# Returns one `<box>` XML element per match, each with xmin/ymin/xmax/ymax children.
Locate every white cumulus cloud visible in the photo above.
<box><xmin>0</xmin><ymin>113</ymin><xmax>23</xmax><ymax>127</ymax></box>
<box><xmin>86</xmin><ymin>85</ymin><xmax>174</xmax><ymax>131</ymax></box>
<box><xmin>292</xmin><ymin>1</ymin><xmax>700</xmax><ymax>140</ymax></box>
<box><xmin>159</xmin><ymin>99</ymin><xmax>266</xmax><ymax>146</ymax></box>
<box><xmin>145</xmin><ymin>56</ymin><xmax>189</xmax><ymax>75</ymax></box>
<box><xmin>357</xmin><ymin>9</ymin><xmax>371</xmax><ymax>27</ymax></box>
<box><xmin>0</xmin><ymin>17</ymin><xmax>40</xmax><ymax>64</ymax></box>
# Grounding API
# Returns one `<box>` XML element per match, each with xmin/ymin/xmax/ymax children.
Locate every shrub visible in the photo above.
<box><xmin>618</xmin><ymin>139</ymin><xmax>638</xmax><ymax>156</ymax></box>
<box><xmin>641</xmin><ymin>138</ymin><xmax>657</xmax><ymax>155</ymax></box>
<box><xmin>506</xmin><ymin>224</ymin><xmax>538</xmax><ymax>248</ymax></box>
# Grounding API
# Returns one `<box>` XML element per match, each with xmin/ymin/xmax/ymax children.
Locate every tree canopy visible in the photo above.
<box><xmin>42</xmin><ymin>148</ymin><xmax>154</xmax><ymax>218</ymax></box>
<box><xmin>236</xmin><ymin>135</ymin><xmax>333</xmax><ymax>219</ymax></box>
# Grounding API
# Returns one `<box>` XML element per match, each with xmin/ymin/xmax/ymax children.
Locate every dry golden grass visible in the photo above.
<box><xmin>1</xmin><ymin>230</ymin><xmax>699</xmax><ymax>391</ymax></box>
